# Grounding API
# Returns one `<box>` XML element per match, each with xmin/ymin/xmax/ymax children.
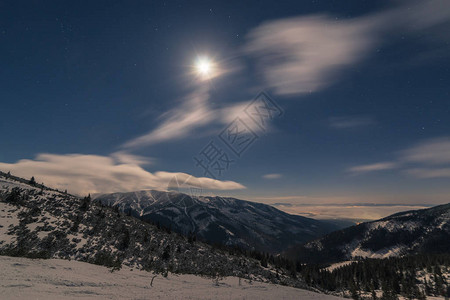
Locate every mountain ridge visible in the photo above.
<box><xmin>286</xmin><ymin>202</ymin><xmax>450</xmax><ymax>265</ymax></box>
<box><xmin>0</xmin><ymin>171</ymin><xmax>307</xmax><ymax>288</ymax></box>
<box><xmin>94</xmin><ymin>189</ymin><xmax>343</xmax><ymax>253</ymax></box>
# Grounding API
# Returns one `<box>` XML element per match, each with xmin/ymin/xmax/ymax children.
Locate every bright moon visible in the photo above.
<box><xmin>197</xmin><ymin>58</ymin><xmax>211</xmax><ymax>75</ymax></box>
<box><xmin>194</xmin><ymin>56</ymin><xmax>215</xmax><ymax>79</ymax></box>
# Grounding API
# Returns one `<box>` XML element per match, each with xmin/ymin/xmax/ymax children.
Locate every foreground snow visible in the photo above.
<box><xmin>0</xmin><ymin>256</ymin><xmax>343</xmax><ymax>300</ymax></box>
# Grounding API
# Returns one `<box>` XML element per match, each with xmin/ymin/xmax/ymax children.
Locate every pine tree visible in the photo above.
<box><xmin>161</xmin><ymin>245</ymin><xmax>171</xmax><ymax>261</ymax></box>
<box><xmin>350</xmin><ymin>283</ymin><xmax>360</xmax><ymax>300</ymax></box>
<box><xmin>80</xmin><ymin>195</ymin><xmax>91</xmax><ymax>211</ymax></box>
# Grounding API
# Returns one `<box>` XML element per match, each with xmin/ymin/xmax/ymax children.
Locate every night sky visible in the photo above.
<box><xmin>1</xmin><ymin>0</ymin><xmax>450</xmax><ymax>220</ymax></box>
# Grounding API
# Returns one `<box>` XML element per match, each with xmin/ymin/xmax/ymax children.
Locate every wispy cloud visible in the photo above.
<box><xmin>122</xmin><ymin>90</ymin><xmax>269</xmax><ymax>150</ymax></box>
<box><xmin>219</xmin><ymin>101</ymin><xmax>268</xmax><ymax>133</ymax></box>
<box><xmin>349</xmin><ymin>136</ymin><xmax>450</xmax><ymax>178</ymax></box>
<box><xmin>246</xmin><ymin>0</ymin><xmax>450</xmax><ymax>95</ymax></box>
<box><xmin>0</xmin><ymin>153</ymin><xmax>245</xmax><ymax>195</ymax></box>
<box><xmin>262</xmin><ymin>173</ymin><xmax>282</xmax><ymax>179</ymax></box>
<box><xmin>329</xmin><ymin>116</ymin><xmax>375</xmax><ymax>129</ymax></box>
<box><xmin>402</xmin><ymin>137</ymin><xmax>450</xmax><ymax>165</ymax></box>
<box><xmin>110</xmin><ymin>151</ymin><xmax>154</xmax><ymax>166</ymax></box>
<box><xmin>401</xmin><ymin>137</ymin><xmax>450</xmax><ymax>178</ymax></box>
<box><xmin>246</xmin><ymin>15</ymin><xmax>375</xmax><ymax>95</ymax></box>
<box><xmin>348</xmin><ymin>162</ymin><xmax>398</xmax><ymax>174</ymax></box>
<box><xmin>123</xmin><ymin>88</ymin><xmax>214</xmax><ymax>149</ymax></box>
<box><xmin>405</xmin><ymin>168</ymin><xmax>450</xmax><ymax>179</ymax></box>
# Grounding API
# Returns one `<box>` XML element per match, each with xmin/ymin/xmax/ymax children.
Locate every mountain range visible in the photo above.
<box><xmin>0</xmin><ymin>171</ymin><xmax>303</xmax><ymax>287</ymax></box>
<box><xmin>94</xmin><ymin>190</ymin><xmax>343</xmax><ymax>253</ymax></box>
<box><xmin>1</xmin><ymin>171</ymin><xmax>450</xmax><ymax>298</ymax></box>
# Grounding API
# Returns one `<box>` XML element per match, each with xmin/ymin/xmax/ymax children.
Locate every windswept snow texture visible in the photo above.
<box><xmin>287</xmin><ymin>203</ymin><xmax>450</xmax><ymax>264</ymax></box>
<box><xmin>0</xmin><ymin>256</ymin><xmax>344</xmax><ymax>300</ymax></box>
<box><xmin>95</xmin><ymin>190</ymin><xmax>338</xmax><ymax>253</ymax></box>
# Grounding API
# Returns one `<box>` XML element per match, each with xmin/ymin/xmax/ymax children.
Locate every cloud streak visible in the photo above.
<box><xmin>246</xmin><ymin>15</ymin><xmax>375</xmax><ymax>95</ymax></box>
<box><xmin>348</xmin><ymin>162</ymin><xmax>397</xmax><ymax>174</ymax></box>
<box><xmin>123</xmin><ymin>88</ymin><xmax>214</xmax><ymax>149</ymax></box>
<box><xmin>329</xmin><ymin>116</ymin><xmax>375</xmax><ymax>129</ymax></box>
<box><xmin>401</xmin><ymin>137</ymin><xmax>450</xmax><ymax>179</ymax></box>
<box><xmin>0</xmin><ymin>153</ymin><xmax>245</xmax><ymax>195</ymax></box>
<box><xmin>246</xmin><ymin>0</ymin><xmax>450</xmax><ymax>95</ymax></box>
<box><xmin>349</xmin><ymin>136</ymin><xmax>450</xmax><ymax>179</ymax></box>
<box><xmin>122</xmin><ymin>89</ymin><xmax>269</xmax><ymax>149</ymax></box>
<box><xmin>262</xmin><ymin>173</ymin><xmax>282</xmax><ymax>179</ymax></box>
<box><xmin>405</xmin><ymin>168</ymin><xmax>450</xmax><ymax>179</ymax></box>
<box><xmin>402</xmin><ymin>137</ymin><xmax>450</xmax><ymax>165</ymax></box>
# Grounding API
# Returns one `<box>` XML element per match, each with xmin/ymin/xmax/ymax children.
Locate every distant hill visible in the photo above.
<box><xmin>286</xmin><ymin>203</ymin><xmax>450</xmax><ymax>264</ymax></box>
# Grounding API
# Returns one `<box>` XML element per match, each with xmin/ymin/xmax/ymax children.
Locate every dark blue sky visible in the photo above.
<box><xmin>1</xmin><ymin>0</ymin><xmax>450</xmax><ymax>218</ymax></box>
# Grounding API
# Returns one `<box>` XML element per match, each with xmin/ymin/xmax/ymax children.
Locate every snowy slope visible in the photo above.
<box><xmin>94</xmin><ymin>190</ymin><xmax>340</xmax><ymax>253</ymax></box>
<box><xmin>287</xmin><ymin>203</ymin><xmax>450</xmax><ymax>264</ymax></box>
<box><xmin>0</xmin><ymin>171</ymin><xmax>319</xmax><ymax>290</ymax></box>
<box><xmin>0</xmin><ymin>256</ymin><xmax>344</xmax><ymax>300</ymax></box>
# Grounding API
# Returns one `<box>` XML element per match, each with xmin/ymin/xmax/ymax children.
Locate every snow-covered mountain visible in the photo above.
<box><xmin>287</xmin><ymin>203</ymin><xmax>450</xmax><ymax>264</ymax></box>
<box><xmin>2</xmin><ymin>171</ymin><xmax>449</xmax><ymax>299</ymax></box>
<box><xmin>94</xmin><ymin>190</ymin><xmax>340</xmax><ymax>253</ymax></box>
<box><xmin>0</xmin><ymin>171</ymin><xmax>304</xmax><ymax>286</ymax></box>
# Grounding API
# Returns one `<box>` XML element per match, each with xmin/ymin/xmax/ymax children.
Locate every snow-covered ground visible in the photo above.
<box><xmin>0</xmin><ymin>202</ymin><xmax>20</xmax><ymax>245</ymax></box>
<box><xmin>325</xmin><ymin>261</ymin><xmax>354</xmax><ymax>272</ymax></box>
<box><xmin>0</xmin><ymin>256</ymin><xmax>343</xmax><ymax>300</ymax></box>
